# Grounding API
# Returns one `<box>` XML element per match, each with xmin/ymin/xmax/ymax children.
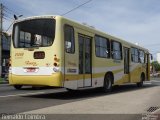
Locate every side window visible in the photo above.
<box><xmin>139</xmin><ymin>50</ymin><xmax>145</xmax><ymax>63</ymax></box>
<box><xmin>95</xmin><ymin>35</ymin><xmax>110</xmax><ymax>58</ymax></box>
<box><xmin>131</xmin><ymin>48</ymin><xmax>134</xmax><ymax>62</ymax></box>
<box><xmin>111</xmin><ymin>41</ymin><xmax>122</xmax><ymax>60</ymax></box>
<box><xmin>135</xmin><ymin>48</ymin><xmax>139</xmax><ymax>62</ymax></box>
<box><xmin>131</xmin><ymin>47</ymin><xmax>139</xmax><ymax>63</ymax></box>
<box><xmin>64</xmin><ymin>25</ymin><xmax>75</xmax><ymax>53</ymax></box>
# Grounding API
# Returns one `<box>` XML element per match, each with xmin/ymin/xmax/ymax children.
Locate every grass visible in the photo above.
<box><xmin>0</xmin><ymin>77</ymin><xmax>9</xmax><ymax>84</ymax></box>
<box><xmin>0</xmin><ymin>77</ymin><xmax>4</xmax><ymax>83</ymax></box>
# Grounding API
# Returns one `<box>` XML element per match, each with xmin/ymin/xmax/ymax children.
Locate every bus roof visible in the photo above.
<box><xmin>14</xmin><ymin>15</ymin><xmax>149</xmax><ymax>52</ymax></box>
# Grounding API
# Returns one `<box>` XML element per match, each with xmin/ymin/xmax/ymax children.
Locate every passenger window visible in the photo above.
<box><xmin>131</xmin><ymin>47</ymin><xmax>139</xmax><ymax>63</ymax></box>
<box><xmin>139</xmin><ymin>50</ymin><xmax>145</xmax><ymax>63</ymax></box>
<box><xmin>64</xmin><ymin>25</ymin><xmax>75</xmax><ymax>53</ymax></box>
<box><xmin>111</xmin><ymin>41</ymin><xmax>122</xmax><ymax>60</ymax></box>
<box><xmin>95</xmin><ymin>35</ymin><xmax>110</xmax><ymax>58</ymax></box>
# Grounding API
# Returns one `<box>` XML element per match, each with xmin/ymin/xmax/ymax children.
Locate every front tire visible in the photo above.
<box><xmin>14</xmin><ymin>85</ymin><xmax>22</xmax><ymax>90</ymax></box>
<box><xmin>103</xmin><ymin>74</ymin><xmax>113</xmax><ymax>93</ymax></box>
<box><xmin>137</xmin><ymin>74</ymin><xmax>145</xmax><ymax>87</ymax></box>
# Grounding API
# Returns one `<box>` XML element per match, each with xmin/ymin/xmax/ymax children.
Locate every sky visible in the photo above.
<box><xmin>1</xmin><ymin>0</ymin><xmax>160</xmax><ymax>59</ymax></box>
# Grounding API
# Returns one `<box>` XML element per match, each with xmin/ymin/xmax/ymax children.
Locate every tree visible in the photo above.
<box><xmin>151</xmin><ymin>61</ymin><xmax>160</xmax><ymax>72</ymax></box>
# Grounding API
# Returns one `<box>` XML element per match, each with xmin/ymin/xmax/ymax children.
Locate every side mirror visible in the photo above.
<box><xmin>151</xmin><ymin>54</ymin><xmax>153</xmax><ymax>60</ymax></box>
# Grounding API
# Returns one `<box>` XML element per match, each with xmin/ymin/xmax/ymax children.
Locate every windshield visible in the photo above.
<box><xmin>13</xmin><ymin>18</ymin><xmax>55</xmax><ymax>48</ymax></box>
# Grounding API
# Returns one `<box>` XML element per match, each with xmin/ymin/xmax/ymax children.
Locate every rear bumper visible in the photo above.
<box><xmin>9</xmin><ymin>72</ymin><xmax>63</xmax><ymax>87</ymax></box>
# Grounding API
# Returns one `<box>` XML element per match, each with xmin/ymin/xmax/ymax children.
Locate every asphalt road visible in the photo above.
<box><xmin>0</xmin><ymin>80</ymin><xmax>160</xmax><ymax>120</ymax></box>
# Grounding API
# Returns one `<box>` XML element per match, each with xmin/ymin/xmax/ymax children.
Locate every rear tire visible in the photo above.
<box><xmin>103</xmin><ymin>74</ymin><xmax>112</xmax><ymax>93</ymax></box>
<box><xmin>137</xmin><ymin>74</ymin><xmax>145</xmax><ymax>87</ymax></box>
<box><xmin>14</xmin><ymin>85</ymin><xmax>22</xmax><ymax>90</ymax></box>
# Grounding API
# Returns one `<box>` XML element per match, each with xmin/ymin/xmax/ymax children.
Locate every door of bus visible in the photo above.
<box><xmin>78</xmin><ymin>34</ymin><xmax>92</xmax><ymax>88</ymax></box>
<box><xmin>146</xmin><ymin>54</ymin><xmax>149</xmax><ymax>80</ymax></box>
<box><xmin>124</xmin><ymin>47</ymin><xmax>130</xmax><ymax>82</ymax></box>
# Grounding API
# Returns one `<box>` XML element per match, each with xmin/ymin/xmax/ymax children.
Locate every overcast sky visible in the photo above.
<box><xmin>1</xmin><ymin>0</ymin><xmax>160</xmax><ymax>59</ymax></box>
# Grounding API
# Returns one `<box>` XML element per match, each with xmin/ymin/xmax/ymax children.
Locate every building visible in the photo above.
<box><xmin>1</xmin><ymin>32</ymin><xmax>11</xmax><ymax>77</ymax></box>
<box><xmin>156</xmin><ymin>52</ymin><xmax>160</xmax><ymax>64</ymax></box>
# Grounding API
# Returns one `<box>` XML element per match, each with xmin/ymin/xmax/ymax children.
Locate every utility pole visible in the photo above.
<box><xmin>0</xmin><ymin>3</ymin><xmax>3</xmax><ymax>77</ymax></box>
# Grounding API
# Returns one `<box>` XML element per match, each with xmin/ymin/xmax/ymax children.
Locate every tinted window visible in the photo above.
<box><xmin>95</xmin><ymin>35</ymin><xmax>110</xmax><ymax>58</ymax></box>
<box><xmin>13</xmin><ymin>19</ymin><xmax>55</xmax><ymax>48</ymax></box>
<box><xmin>131</xmin><ymin>47</ymin><xmax>139</xmax><ymax>63</ymax></box>
<box><xmin>111</xmin><ymin>41</ymin><xmax>122</xmax><ymax>60</ymax></box>
<box><xmin>139</xmin><ymin>50</ymin><xmax>145</xmax><ymax>63</ymax></box>
<box><xmin>64</xmin><ymin>25</ymin><xmax>75</xmax><ymax>53</ymax></box>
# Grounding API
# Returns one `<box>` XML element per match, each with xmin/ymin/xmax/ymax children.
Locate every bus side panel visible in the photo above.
<box><xmin>9</xmin><ymin>73</ymin><xmax>63</xmax><ymax>86</ymax></box>
<box><xmin>130</xmin><ymin>63</ymin><xmax>140</xmax><ymax>83</ymax></box>
<box><xmin>63</xmin><ymin>23</ymin><xmax>79</xmax><ymax>90</ymax></box>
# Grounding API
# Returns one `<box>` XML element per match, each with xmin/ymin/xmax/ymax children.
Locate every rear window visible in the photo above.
<box><xmin>13</xmin><ymin>19</ymin><xmax>55</xmax><ymax>48</ymax></box>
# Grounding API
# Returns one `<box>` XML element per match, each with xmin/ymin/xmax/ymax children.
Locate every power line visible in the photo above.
<box><xmin>2</xmin><ymin>5</ymin><xmax>24</xmax><ymax>32</ymax></box>
<box><xmin>61</xmin><ymin>0</ymin><xmax>93</xmax><ymax>16</ymax></box>
<box><xmin>3</xmin><ymin>5</ymin><xmax>19</xmax><ymax>15</ymax></box>
<box><xmin>3</xmin><ymin>14</ymin><xmax>14</xmax><ymax>20</ymax></box>
<box><xmin>3</xmin><ymin>17</ymin><xmax>12</xmax><ymax>22</ymax></box>
<box><xmin>3</xmin><ymin>8</ymin><xmax>13</xmax><ymax>15</ymax></box>
<box><xmin>6</xmin><ymin>22</ymin><xmax>14</xmax><ymax>32</ymax></box>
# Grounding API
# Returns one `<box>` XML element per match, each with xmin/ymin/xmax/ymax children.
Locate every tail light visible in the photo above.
<box><xmin>54</xmin><ymin>63</ymin><xmax>58</xmax><ymax>67</ymax></box>
<box><xmin>53</xmin><ymin>54</ymin><xmax>60</xmax><ymax>72</ymax></box>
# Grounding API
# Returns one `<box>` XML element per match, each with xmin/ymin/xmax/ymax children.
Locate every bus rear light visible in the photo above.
<box><xmin>54</xmin><ymin>63</ymin><xmax>58</xmax><ymax>67</ymax></box>
<box><xmin>54</xmin><ymin>57</ymin><xmax>58</xmax><ymax>61</ymax></box>
<box><xmin>53</xmin><ymin>54</ymin><xmax>60</xmax><ymax>67</ymax></box>
<box><xmin>54</xmin><ymin>55</ymin><xmax>59</xmax><ymax>62</ymax></box>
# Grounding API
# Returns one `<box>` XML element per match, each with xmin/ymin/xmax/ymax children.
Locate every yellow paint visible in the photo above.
<box><xmin>9</xmin><ymin>72</ymin><xmax>63</xmax><ymax>87</ymax></box>
<box><xmin>9</xmin><ymin>15</ymin><xmax>150</xmax><ymax>89</ymax></box>
<box><xmin>65</xmin><ymin>69</ymin><xmax>123</xmax><ymax>81</ymax></box>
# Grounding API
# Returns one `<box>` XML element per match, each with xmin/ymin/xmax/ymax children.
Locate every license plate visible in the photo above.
<box><xmin>26</xmin><ymin>68</ymin><xmax>36</xmax><ymax>72</ymax></box>
<box><xmin>24</xmin><ymin>67</ymin><xmax>38</xmax><ymax>73</ymax></box>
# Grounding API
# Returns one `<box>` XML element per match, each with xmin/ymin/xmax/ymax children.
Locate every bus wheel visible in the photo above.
<box><xmin>14</xmin><ymin>85</ymin><xmax>22</xmax><ymax>90</ymax></box>
<box><xmin>137</xmin><ymin>74</ymin><xmax>145</xmax><ymax>87</ymax></box>
<box><xmin>103</xmin><ymin>74</ymin><xmax>112</xmax><ymax>93</ymax></box>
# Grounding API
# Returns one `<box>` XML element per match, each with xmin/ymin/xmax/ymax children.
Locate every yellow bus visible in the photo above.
<box><xmin>9</xmin><ymin>15</ymin><xmax>151</xmax><ymax>92</ymax></box>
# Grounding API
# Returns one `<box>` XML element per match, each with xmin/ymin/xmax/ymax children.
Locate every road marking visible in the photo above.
<box><xmin>0</xmin><ymin>92</ymin><xmax>46</xmax><ymax>98</ymax></box>
<box><xmin>144</xmin><ymin>82</ymin><xmax>152</xmax><ymax>85</ymax></box>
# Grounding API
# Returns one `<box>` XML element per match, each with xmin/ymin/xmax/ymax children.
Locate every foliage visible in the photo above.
<box><xmin>151</xmin><ymin>61</ymin><xmax>160</xmax><ymax>72</ymax></box>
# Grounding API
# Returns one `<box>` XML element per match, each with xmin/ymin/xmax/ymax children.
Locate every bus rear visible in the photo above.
<box><xmin>9</xmin><ymin>16</ymin><xmax>64</xmax><ymax>89</ymax></box>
